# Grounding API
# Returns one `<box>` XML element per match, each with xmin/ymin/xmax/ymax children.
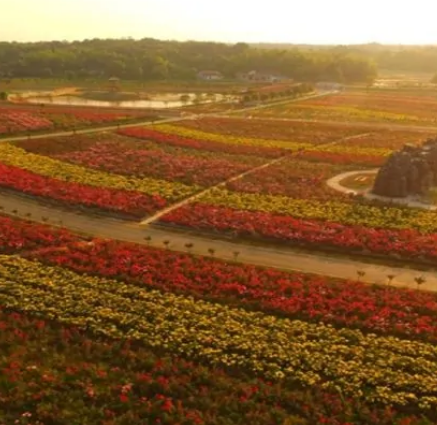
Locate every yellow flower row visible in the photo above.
<box><xmin>1</xmin><ymin>255</ymin><xmax>437</xmax><ymax>410</ymax></box>
<box><xmin>308</xmin><ymin>144</ymin><xmax>393</xmax><ymax>157</ymax></box>
<box><xmin>153</xmin><ymin>124</ymin><xmax>312</xmax><ymax>151</ymax></box>
<box><xmin>258</xmin><ymin>104</ymin><xmax>422</xmax><ymax>123</ymax></box>
<box><xmin>0</xmin><ymin>143</ymin><xmax>198</xmax><ymax>200</ymax></box>
<box><xmin>199</xmin><ymin>188</ymin><xmax>437</xmax><ymax>233</ymax></box>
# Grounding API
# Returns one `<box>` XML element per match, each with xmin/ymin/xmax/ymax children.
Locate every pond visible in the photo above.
<box><xmin>21</xmin><ymin>93</ymin><xmax>229</xmax><ymax>109</ymax></box>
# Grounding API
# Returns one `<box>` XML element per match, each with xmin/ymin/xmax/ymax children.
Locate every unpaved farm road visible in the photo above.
<box><xmin>1</xmin><ymin>191</ymin><xmax>436</xmax><ymax>292</ymax></box>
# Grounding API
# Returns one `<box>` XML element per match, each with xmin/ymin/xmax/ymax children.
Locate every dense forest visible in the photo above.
<box><xmin>0</xmin><ymin>38</ymin><xmax>377</xmax><ymax>83</ymax></box>
<box><xmin>254</xmin><ymin>42</ymin><xmax>437</xmax><ymax>74</ymax></box>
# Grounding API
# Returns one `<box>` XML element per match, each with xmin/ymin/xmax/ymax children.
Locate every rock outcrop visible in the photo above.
<box><xmin>372</xmin><ymin>139</ymin><xmax>437</xmax><ymax>198</ymax></box>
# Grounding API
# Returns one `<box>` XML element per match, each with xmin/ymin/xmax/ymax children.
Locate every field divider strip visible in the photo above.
<box><xmin>140</xmin><ymin>131</ymin><xmax>373</xmax><ymax>226</ymax></box>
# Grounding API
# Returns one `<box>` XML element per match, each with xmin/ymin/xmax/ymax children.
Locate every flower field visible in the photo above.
<box><xmin>302</xmin><ymin>130</ymin><xmax>436</xmax><ymax>166</ymax></box>
<box><xmin>0</xmin><ymin>106</ymin><xmax>156</xmax><ymax>135</ymax></box>
<box><xmin>0</xmin><ymin>214</ymin><xmax>83</xmax><ymax>254</ymax></box>
<box><xmin>176</xmin><ymin>117</ymin><xmax>366</xmax><ymax>143</ymax></box>
<box><xmin>38</xmin><ymin>137</ymin><xmax>262</xmax><ymax>186</ymax></box>
<box><xmin>152</xmin><ymin>124</ymin><xmax>323</xmax><ymax>150</ymax></box>
<box><xmin>0</xmin><ymin>308</ymin><xmax>424</xmax><ymax>425</ymax></box>
<box><xmin>249</xmin><ymin>91</ymin><xmax>437</xmax><ymax>125</ymax></box>
<box><xmin>225</xmin><ymin>158</ymin><xmax>357</xmax><ymax>199</ymax></box>
<box><xmin>2</xmin><ymin>229</ymin><xmax>437</xmax><ymax>423</ymax></box>
<box><xmin>0</xmin><ymin>141</ymin><xmax>200</xmax><ymax>218</ymax></box>
<box><xmin>0</xmin><ymin>161</ymin><xmax>167</xmax><ymax>218</ymax></box>
<box><xmin>4</xmin><ymin>91</ymin><xmax>437</xmax><ymax>423</ymax></box>
<box><xmin>155</xmin><ymin>128</ymin><xmax>437</xmax><ymax>263</ymax></box>
<box><xmin>119</xmin><ymin>126</ymin><xmax>289</xmax><ymax>158</ymax></box>
<box><xmin>2</xmin><ymin>210</ymin><xmax>437</xmax><ymax>423</ymax></box>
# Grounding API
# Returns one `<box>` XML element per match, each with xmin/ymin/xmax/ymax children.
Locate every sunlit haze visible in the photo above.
<box><xmin>1</xmin><ymin>0</ymin><xmax>437</xmax><ymax>44</ymax></box>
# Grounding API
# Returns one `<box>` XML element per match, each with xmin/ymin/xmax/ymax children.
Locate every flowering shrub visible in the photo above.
<box><xmin>300</xmin><ymin>150</ymin><xmax>385</xmax><ymax>166</ymax></box>
<box><xmin>0</xmin><ymin>110</ymin><xmax>53</xmax><ymax>133</ymax></box>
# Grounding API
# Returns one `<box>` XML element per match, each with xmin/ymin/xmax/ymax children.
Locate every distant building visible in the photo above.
<box><xmin>108</xmin><ymin>76</ymin><xmax>121</xmax><ymax>92</ymax></box>
<box><xmin>197</xmin><ymin>70</ymin><xmax>224</xmax><ymax>81</ymax></box>
<box><xmin>237</xmin><ymin>70</ymin><xmax>289</xmax><ymax>83</ymax></box>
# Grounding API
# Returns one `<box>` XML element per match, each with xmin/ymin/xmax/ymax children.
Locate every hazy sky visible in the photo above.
<box><xmin>1</xmin><ymin>0</ymin><xmax>436</xmax><ymax>45</ymax></box>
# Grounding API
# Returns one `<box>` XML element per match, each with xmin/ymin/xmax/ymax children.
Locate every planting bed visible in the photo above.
<box><xmin>176</xmin><ymin>116</ymin><xmax>366</xmax><ymax>143</ymax></box>
<box><xmin>3</xmin><ymin>109</ymin><xmax>437</xmax><ymax>424</ymax></box>
<box><xmin>0</xmin><ymin>105</ymin><xmax>156</xmax><ymax>135</ymax></box>
<box><xmin>1</xmin><ymin>215</ymin><xmax>437</xmax><ymax>423</ymax></box>
<box><xmin>249</xmin><ymin>90</ymin><xmax>437</xmax><ymax>125</ymax></box>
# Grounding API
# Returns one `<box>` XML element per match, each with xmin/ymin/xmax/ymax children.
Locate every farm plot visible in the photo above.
<box><xmin>2</xmin><ymin>229</ymin><xmax>437</xmax><ymax>424</ymax></box>
<box><xmin>5</xmin><ymin>131</ymin><xmax>273</xmax><ymax>218</ymax></box>
<box><xmin>176</xmin><ymin>117</ymin><xmax>367</xmax><ymax>143</ymax></box>
<box><xmin>0</xmin><ymin>105</ymin><xmax>156</xmax><ymax>135</ymax></box>
<box><xmin>249</xmin><ymin>90</ymin><xmax>437</xmax><ymax>125</ymax></box>
<box><xmin>158</xmin><ymin>150</ymin><xmax>437</xmax><ymax>264</ymax></box>
<box><xmin>302</xmin><ymin>129</ymin><xmax>436</xmax><ymax>166</ymax></box>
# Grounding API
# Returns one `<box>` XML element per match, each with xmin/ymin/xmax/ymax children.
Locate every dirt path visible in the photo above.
<box><xmin>1</xmin><ymin>191</ymin><xmax>436</xmax><ymax>291</ymax></box>
<box><xmin>141</xmin><ymin>130</ymin><xmax>373</xmax><ymax>225</ymax></box>
<box><xmin>327</xmin><ymin>169</ymin><xmax>437</xmax><ymax>210</ymax></box>
<box><xmin>140</xmin><ymin>154</ymin><xmax>288</xmax><ymax>225</ymax></box>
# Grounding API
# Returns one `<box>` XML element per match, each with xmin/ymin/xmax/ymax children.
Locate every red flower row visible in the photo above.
<box><xmin>0</xmin><ymin>162</ymin><xmax>166</xmax><ymax>218</ymax></box>
<box><xmin>0</xmin><ymin>106</ymin><xmax>154</xmax><ymax>134</ymax></box>
<box><xmin>0</xmin><ymin>111</ymin><xmax>53</xmax><ymax>133</ymax></box>
<box><xmin>28</xmin><ymin>238</ymin><xmax>437</xmax><ymax>342</ymax></box>
<box><xmin>55</xmin><ymin>141</ymin><xmax>252</xmax><ymax>186</ymax></box>
<box><xmin>119</xmin><ymin>127</ymin><xmax>285</xmax><ymax>158</ymax></box>
<box><xmin>0</xmin><ymin>214</ymin><xmax>82</xmax><ymax>254</ymax></box>
<box><xmin>300</xmin><ymin>150</ymin><xmax>385</xmax><ymax>166</ymax></box>
<box><xmin>226</xmin><ymin>158</ymin><xmax>352</xmax><ymax>199</ymax></box>
<box><xmin>0</xmin><ymin>307</ymin><xmax>417</xmax><ymax>425</ymax></box>
<box><xmin>160</xmin><ymin>202</ymin><xmax>437</xmax><ymax>264</ymax></box>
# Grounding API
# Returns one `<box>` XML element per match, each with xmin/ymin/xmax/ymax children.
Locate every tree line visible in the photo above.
<box><xmin>0</xmin><ymin>38</ymin><xmax>377</xmax><ymax>83</ymax></box>
<box><xmin>254</xmin><ymin>42</ymin><xmax>437</xmax><ymax>75</ymax></box>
